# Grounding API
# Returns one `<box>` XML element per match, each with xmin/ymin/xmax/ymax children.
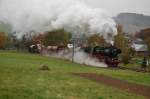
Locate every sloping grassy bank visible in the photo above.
<box><xmin>0</xmin><ymin>51</ymin><xmax>149</xmax><ymax>99</ymax></box>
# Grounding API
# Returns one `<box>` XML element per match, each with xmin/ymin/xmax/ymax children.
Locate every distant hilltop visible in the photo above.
<box><xmin>114</xmin><ymin>13</ymin><xmax>150</xmax><ymax>33</ymax></box>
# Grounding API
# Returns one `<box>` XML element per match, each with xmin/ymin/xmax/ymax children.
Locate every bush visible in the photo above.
<box><xmin>0</xmin><ymin>32</ymin><xmax>7</xmax><ymax>49</ymax></box>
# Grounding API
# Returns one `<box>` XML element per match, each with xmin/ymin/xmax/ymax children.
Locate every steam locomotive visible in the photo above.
<box><xmin>83</xmin><ymin>46</ymin><xmax>122</xmax><ymax>67</ymax></box>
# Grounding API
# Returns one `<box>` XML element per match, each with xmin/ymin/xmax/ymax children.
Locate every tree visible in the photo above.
<box><xmin>32</xmin><ymin>34</ymin><xmax>45</xmax><ymax>44</ymax></box>
<box><xmin>6</xmin><ymin>32</ymin><xmax>21</xmax><ymax>50</ymax></box>
<box><xmin>144</xmin><ymin>37</ymin><xmax>150</xmax><ymax>56</ymax></box>
<box><xmin>43</xmin><ymin>29</ymin><xmax>71</xmax><ymax>46</ymax></box>
<box><xmin>114</xmin><ymin>25</ymin><xmax>125</xmax><ymax>49</ymax></box>
<box><xmin>87</xmin><ymin>34</ymin><xmax>106</xmax><ymax>46</ymax></box>
<box><xmin>114</xmin><ymin>25</ymin><xmax>131</xmax><ymax>65</ymax></box>
<box><xmin>135</xmin><ymin>28</ymin><xmax>150</xmax><ymax>56</ymax></box>
<box><xmin>0</xmin><ymin>32</ymin><xmax>7</xmax><ymax>49</ymax></box>
<box><xmin>135</xmin><ymin>28</ymin><xmax>150</xmax><ymax>39</ymax></box>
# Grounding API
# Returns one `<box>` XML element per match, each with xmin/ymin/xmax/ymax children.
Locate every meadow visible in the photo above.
<box><xmin>0</xmin><ymin>51</ymin><xmax>150</xmax><ymax>99</ymax></box>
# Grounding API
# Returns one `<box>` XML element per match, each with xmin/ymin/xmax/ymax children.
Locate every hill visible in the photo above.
<box><xmin>114</xmin><ymin>13</ymin><xmax>150</xmax><ymax>33</ymax></box>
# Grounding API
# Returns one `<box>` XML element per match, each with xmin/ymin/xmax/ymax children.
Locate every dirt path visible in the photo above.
<box><xmin>72</xmin><ymin>73</ymin><xmax>150</xmax><ymax>99</ymax></box>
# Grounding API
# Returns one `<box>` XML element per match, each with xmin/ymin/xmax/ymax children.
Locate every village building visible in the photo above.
<box><xmin>131</xmin><ymin>38</ymin><xmax>148</xmax><ymax>56</ymax></box>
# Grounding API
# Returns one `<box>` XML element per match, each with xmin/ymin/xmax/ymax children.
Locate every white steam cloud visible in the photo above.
<box><xmin>73</xmin><ymin>51</ymin><xmax>107</xmax><ymax>67</ymax></box>
<box><xmin>0</xmin><ymin>0</ymin><xmax>117</xmax><ymax>67</ymax></box>
<box><xmin>0</xmin><ymin>0</ymin><xmax>117</xmax><ymax>39</ymax></box>
<box><xmin>43</xmin><ymin>48</ymin><xmax>107</xmax><ymax>67</ymax></box>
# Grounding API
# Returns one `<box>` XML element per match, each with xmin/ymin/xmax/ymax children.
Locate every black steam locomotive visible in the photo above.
<box><xmin>83</xmin><ymin>46</ymin><xmax>122</xmax><ymax>67</ymax></box>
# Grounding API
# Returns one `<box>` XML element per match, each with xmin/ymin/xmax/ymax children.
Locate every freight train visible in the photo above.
<box><xmin>83</xmin><ymin>46</ymin><xmax>122</xmax><ymax>67</ymax></box>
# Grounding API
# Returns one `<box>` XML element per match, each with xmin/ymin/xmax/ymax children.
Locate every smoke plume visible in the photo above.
<box><xmin>0</xmin><ymin>0</ymin><xmax>117</xmax><ymax>39</ymax></box>
<box><xmin>43</xmin><ymin>48</ymin><xmax>107</xmax><ymax>67</ymax></box>
<box><xmin>0</xmin><ymin>0</ymin><xmax>117</xmax><ymax>67</ymax></box>
<box><xmin>73</xmin><ymin>51</ymin><xmax>107</xmax><ymax>67</ymax></box>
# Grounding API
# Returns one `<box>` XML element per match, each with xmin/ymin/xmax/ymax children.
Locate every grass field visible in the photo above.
<box><xmin>0</xmin><ymin>51</ymin><xmax>150</xmax><ymax>99</ymax></box>
<box><xmin>120</xmin><ymin>57</ymin><xmax>150</xmax><ymax>70</ymax></box>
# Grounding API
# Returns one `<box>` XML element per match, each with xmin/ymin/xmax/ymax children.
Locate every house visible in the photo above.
<box><xmin>131</xmin><ymin>38</ymin><xmax>148</xmax><ymax>56</ymax></box>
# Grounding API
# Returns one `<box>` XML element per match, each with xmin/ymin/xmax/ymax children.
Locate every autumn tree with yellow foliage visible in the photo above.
<box><xmin>114</xmin><ymin>25</ymin><xmax>131</xmax><ymax>65</ymax></box>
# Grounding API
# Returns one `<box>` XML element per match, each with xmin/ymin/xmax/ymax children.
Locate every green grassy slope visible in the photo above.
<box><xmin>0</xmin><ymin>51</ymin><xmax>149</xmax><ymax>99</ymax></box>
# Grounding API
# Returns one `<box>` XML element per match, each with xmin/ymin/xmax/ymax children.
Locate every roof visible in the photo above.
<box><xmin>131</xmin><ymin>38</ymin><xmax>148</xmax><ymax>52</ymax></box>
<box><xmin>131</xmin><ymin>43</ymin><xmax>148</xmax><ymax>52</ymax></box>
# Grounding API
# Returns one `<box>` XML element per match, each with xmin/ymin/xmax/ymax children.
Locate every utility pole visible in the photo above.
<box><xmin>39</xmin><ymin>40</ymin><xmax>43</xmax><ymax>55</ymax></box>
<box><xmin>67</xmin><ymin>39</ymin><xmax>75</xmax><ymax>62</ymax></box>
<box><xmin>72</xmin><ymin>39</ymin><xmax>75</xmax><ymax>62</ymax></box>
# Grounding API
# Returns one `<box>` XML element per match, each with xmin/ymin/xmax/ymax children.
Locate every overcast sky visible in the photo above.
<box><xmin>81</xmin><ymin>0</ymin><xmax>150</xmax><ymax>16</ymax></box>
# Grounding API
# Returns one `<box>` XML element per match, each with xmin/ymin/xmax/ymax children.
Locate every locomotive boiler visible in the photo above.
<box><xmin>83</xmin><ymin>46</ymin><xmax>122</xmax><ymax>67</ymax></box>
